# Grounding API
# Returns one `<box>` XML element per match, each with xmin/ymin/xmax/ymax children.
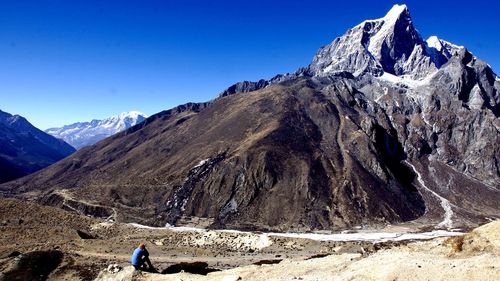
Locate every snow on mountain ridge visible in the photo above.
<box><xmin>46</xmin><ymin>111</ymin><xmax>148</xmax><ymax>149</ymax></box>
<box><xmin>309</xmin><ymin>4</ymin><xmax>460</xmax><ymax>81</ymax></box>
<box><xmin>426</xmin><ymin>36</ymin><xmax>443</xmax><ymax>51</ymax></box>
<box><xmin>354</xmin><ymin>4</ymin><xmax>408</xmax><ymax>28</ymax></box>
<box><xmin>366</xmin><ymin>4</ymin><xmax>414</xmax><ymax>60</ymax></box>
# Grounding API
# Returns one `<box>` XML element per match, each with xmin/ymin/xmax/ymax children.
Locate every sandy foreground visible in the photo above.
<box><xmin>96</xmin><ymin>221</ymin><xmax>500</xmax><ymax>281</ymax></box>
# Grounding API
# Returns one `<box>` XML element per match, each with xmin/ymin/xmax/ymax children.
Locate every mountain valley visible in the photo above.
<box><xmin>1</xmin><ymin>4</ymin><xmax>499</xmax><ymax>280</ymax></box>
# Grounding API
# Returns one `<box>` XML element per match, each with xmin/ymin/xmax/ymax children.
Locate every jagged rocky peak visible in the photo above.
<box><xmin>309</xmin><ymin>4</ymin><xmax>456</xmax><ymax>80</ymax></box>
<box><xmin>364</xmin><ymin>4</ymin><xmax>420</xmax><ymax>69</ymax></box>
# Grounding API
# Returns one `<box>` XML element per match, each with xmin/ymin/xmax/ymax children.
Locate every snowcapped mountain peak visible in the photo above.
<box><xmin>426</xmin><ymin>36</ymin><xmax>443</xmax><ymax>51</ymax></box>
<box><xmin>46</xmin><ymin>111</ymin><xmax>148</xmax><ymax>149</ymax></box>
<box><xmin>308</xmin><ymin>5</ymin><xmax>462</xmax><ymax>80</ymax></box>
<box><xmin>383</xmin><ymin>4</ymin><xmax>409</xmax><ymax>21</ymax></box>
<box><xmin>355</xmin><ymin>4</ymin><xmax>410</xmax><ymax>28</ymax></box>
<box><xmin>365</xmin><ymin>4</ymin><xmax>419</xmax><ymax>71</ymax></box>
<box><xmin>118</xmin><ymin>111</ymin><xmax>144</xmax><ymax>120</ymax></box>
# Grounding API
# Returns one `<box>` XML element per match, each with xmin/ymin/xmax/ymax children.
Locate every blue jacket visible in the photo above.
<box><xmin>131</xmin><ymin>247</ymin><xmax>148</xmax><ymax>266</ymax></box>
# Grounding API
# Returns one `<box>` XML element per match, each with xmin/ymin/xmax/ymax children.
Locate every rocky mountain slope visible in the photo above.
<box><xmin>45</xmin><ymin>111</ymin><xmax>147</xmax><ymax>149</ymax></box>
<box><xmin>2</xmin><ymin>5</ymin><xmax>499</xmax><ymax>231</ymax></box>
<box><xmin>0</xmin><ymin>110</ymin><xmax>75</xmax><ymax>184</ymax></box>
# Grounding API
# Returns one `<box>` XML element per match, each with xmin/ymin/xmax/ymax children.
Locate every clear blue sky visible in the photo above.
<box><xmin>1</xmin><ymin>0</ymin><xmax>499</xmax><ymax>129</ymax></box>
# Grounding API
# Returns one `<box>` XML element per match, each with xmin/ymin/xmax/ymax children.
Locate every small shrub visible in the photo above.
<box><xmin>445</xmin><ymin>235</ymin><xmax>464</xmax><ymax>253</ymax></box>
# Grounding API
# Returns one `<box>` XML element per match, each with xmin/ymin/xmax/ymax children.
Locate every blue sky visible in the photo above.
<box><xmin>1</xmin><ymin>0</ymin><xmax>499</xmax><ymax>129</ymax></box>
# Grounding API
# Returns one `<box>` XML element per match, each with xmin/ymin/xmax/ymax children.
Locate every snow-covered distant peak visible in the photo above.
<box><xmin>310</xmin><ymin>4</ymin><xmax>426</xmax><ymax>79</ymax></box>
<box><xmin>440</xmin><ymin>39</ymin><xmax>464</xmax><ymax>52</ymax></box>
<box><xmin>355</xmin><ymin>4</ymin><xmax>409</xmax><ymax>27</ymax></box>
<box><xmin>45</xmin><ymin>111</ymin><xmax>148</xmax><ymax>149</ymax></box>
<box><xmin>366</xmin><ymin>4</ymin><xmax>416</xmax><ymax>62</ymax></box>
<box><xmin>426</xmin><ymin>36</ymin><xmax>464</xmax><ymax>54</ymax></box>
<box><xmin>118</xmin><ymin>111</ymin><xmax>145</xmax><ymax>119</ymax></box>
<box><xmin>107</xmin><ymin>111</ymin><xmax>146</xmax><ymax>121</ymax></box>
<box><xmin>309</xmin><ymin>4</ymin><xmax>471</xmax><ymax>81</ymax></box>
<box><xmin>383</xmin><ymin>4</ymin><xmax>408</xmax><ymax>21</ymax></box>
<box><xmin>426</xmin><ymin>36</ymin><xmax>443</xmax><ymax>51</ymax></box>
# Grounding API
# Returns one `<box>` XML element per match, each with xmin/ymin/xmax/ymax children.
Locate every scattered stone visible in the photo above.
<box><xmin>222</xmin><ymin>275</ymin><xmax>242</xmax><ymax>281</ymax></box>
<box><xmin>162</xmin><ymin>262</ymin><xmax>220</xmax><ymax>275</ymax></box>
<box><xmin>253</xmin><ymin>259</ymin><xmax>282</xmax><ymax>266</ymax></box>
<box><xmin>95</xmin><ymin>266</ymin><xmax>136</xmax><ymax>281</ymax></box>
<box><xmin>0</xmin><ymin>250</ymin><xmax>63</xmax><ymax>280</ymax></box>
<box><xmin>153</xmin><ymin>239</ymin><xmax>164</xmax><ymax>246</ymax></box>
<box><xmin>76</xmin><ymin>229</ymin><xmax>96</xmax><ymax>239</ymax></box>
<box><xmin>305</xmin><ymin>253</ymin><xmax>330</xmax><ymax>260</ymax></box>
<box><xmin>107</xmin><ymin>264</ymin><xmax>123</xmax><ymax>273</ymax></box>
<box><xmin>8</xmin><ymin>251</ymin><xmax>21</xmax><ymax>258</ymax></box>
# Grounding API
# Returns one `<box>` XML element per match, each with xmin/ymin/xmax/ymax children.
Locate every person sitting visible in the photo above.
<box><xmin>131</xmin><ymin>243</ymin><xmax>155</xmax><ymax>272</ymax></box>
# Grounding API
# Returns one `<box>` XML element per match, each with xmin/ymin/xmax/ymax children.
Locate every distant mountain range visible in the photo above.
<box><xmin>45</xmin><ymin>111</ymin><xmax>147</xmax><ymax>149</ymax></box>
<box><xmin>0</xmin><ymin>110</ymin><xmax>75</xmax><ymax>184</ymax></box>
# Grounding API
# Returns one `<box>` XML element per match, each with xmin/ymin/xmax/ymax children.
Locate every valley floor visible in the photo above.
<box><xmin>0</xmin><ymin>198</ymin><xmax>498</xmax><ymax>281</ymax></box>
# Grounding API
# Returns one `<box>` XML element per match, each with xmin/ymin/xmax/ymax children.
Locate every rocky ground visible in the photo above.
<box><xmin>0</xmin><ymin>198</ymin><xmax>498</xmax><ymax>280</ymax></box>
<box><xmin>96</xmin><ymin>221</ymin><xmax>500</xmax><ymax>281</ymax></box>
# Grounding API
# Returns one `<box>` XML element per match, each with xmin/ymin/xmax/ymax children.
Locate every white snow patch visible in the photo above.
<box><xmin>322</xmin><ymin>65</ymin><xmax>333</xmax><ymax>73</ymax></box>
<box><xmin>405</xmin><ymin>161</ymin><xmax>454</xmax><ymax>229</ymax></box>
<box><xmin>357</xmin><ymin>4</ymin><xmax>407</xmax><ymax>27</ymax></box>
<box><xmin>469</xmin><ymin>84</ymin><xmax>484</xmax><ymax>109</ymax></box>
<box><xmin>119</xmin><ymin>111</ymin><xmax>144</xmax><ymax>120</ymax></box>
<box><xmin>128</xmin><ymin>223</ymin><xmax>168</xmax><ymax>230</ymax></box>
<box><xmin>384</xmin><ymin>4</ymin><xmax>408</xmax><ymax>20</ymax></box>
<box><xmin>379</xmin><ymin>72</ymin><xmax>431</xmax><ymax>88</ymax></box>
<box><xmin>440</xmin><ymin>39</ymin><xmax>464</xmax><ymax>51</ymax></box>
<box><xmin>128</xmin><ymin>223</ymin><xmax>207</xmax><ymax>232</ymax></box>
<box><xmin>426</xmin><ymin>36</ymin><xmax>443</xmax><ymax>51</ymax></box>
<box><xmin>128</xmin><ymin>223</ymin><xmax>462</xmax><ymax>243</ymax></box>
<box><xmin>193</xmin><ymin>159</ymin><xmax>209</xmax><ymax>169</ymax></box>
<box><xmin>167</xmin><ymin>226</ymin><xmax>206</xmax><ymax>233</ymax></box>
<box><xmin>269</xmin><ymin>229</ymin><xmax>461</xmax><ymax>243</ymax></box>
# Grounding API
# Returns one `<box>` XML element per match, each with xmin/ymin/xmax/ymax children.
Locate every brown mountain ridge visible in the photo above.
<box><xmin>1</xmin><ymin>78</ymin><xmax>427</xmax><ymax>230</ymax></box>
